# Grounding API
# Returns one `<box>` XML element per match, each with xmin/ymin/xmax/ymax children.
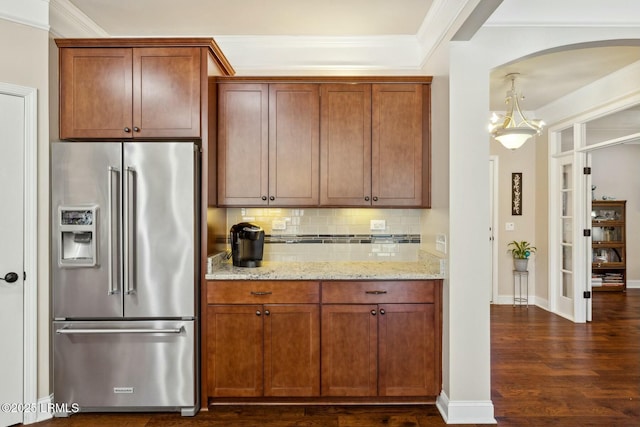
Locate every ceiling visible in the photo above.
<box><xmin>65</xmin><ymin>0</ymin><xmax>640</xmax><ymax>113</ymax></box>
<box><xmin>66</xmin><ymin>0</ymin><xmax>434</xmax><ymax>36</ymax></box>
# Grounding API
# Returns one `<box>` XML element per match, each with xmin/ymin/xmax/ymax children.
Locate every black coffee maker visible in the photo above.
<box><xmin>230</xmin><ymin>222</ymin><xmax>265</xmax><ymax>267</ymax></box>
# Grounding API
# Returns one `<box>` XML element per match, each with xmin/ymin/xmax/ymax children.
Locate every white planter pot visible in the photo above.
<box><xmin>514</xmin><ymin>258</ymin><xmax>528</xmax><ymax>272</ymax></box>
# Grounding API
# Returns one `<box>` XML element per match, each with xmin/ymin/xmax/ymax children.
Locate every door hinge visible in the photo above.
<box><xmin>583</xmin><ymin>167</ymin><xmax>591</xmax><ymax>175</ymax></box>
<box><xmin>583</xmin><ymin>229</ymin><xmax>591</xmax><ymax>237</ymax></box>
<box><xmin>583</xmin><ymin>291</ymin><xmax>591</xmax><ymax>299</ymax></box>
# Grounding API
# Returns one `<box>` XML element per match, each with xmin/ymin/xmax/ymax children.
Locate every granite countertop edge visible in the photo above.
<box><xmin>205</xmin><ymin>253</ymin><xmax>445</xmax><ymax>281</ymax></box>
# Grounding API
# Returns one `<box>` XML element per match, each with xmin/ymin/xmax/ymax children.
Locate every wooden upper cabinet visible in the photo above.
<box><xmin>372</xmin><ymin>84</ymin><xmax>427</xmax><ymax>207</ymax></box>
<box><xmin>217</xmin><ymin>83</ymin><xmax>320</xmax><ymax>206</ymax></box>
<box><xmin>59</xmin><ymin>48</ymin><xmax>133</xmax><ymax>139</ymax></box>
<box><xmin>214</xmin><ymin>77</ymin><xmax>430</xmax><ymax>208</ymax></box>
<box><xmin>217</xmin><ymin>83</ymin><xmax>269</xmax><ymax>206</ymax></box>
<box><xmin>59</xmin><ymin>45</ymin><xmax>202</xmax><ymax>139</ymax></box>
<box><xmin>320</xmin><ymin>84</ymin><xmax>372</xmax><ymax>206</ymax></box>
<box><xmin>133</xmin><ymin>47</ymin><xmax>201</xmax><ymax>138</ymax></box>
<box><xmin>268</xmin><ymin>84</ymin><xmax>320</xmax><ymax>206</ymax></box>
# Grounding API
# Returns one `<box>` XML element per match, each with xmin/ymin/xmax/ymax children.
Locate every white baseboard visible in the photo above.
<box><xmin>36</xmin><ymin>394</ymin><xmax>53</xmax><ymax>423</ymax></box>
<box><xmin>626</xmin><ymin>279</ymin><xmax>640</xmax><ymax>289</ymax></box>
<box><xmin>436</xmin><ymin>391</ymin><xmax>496</xmax><ymax>424</ymax></box>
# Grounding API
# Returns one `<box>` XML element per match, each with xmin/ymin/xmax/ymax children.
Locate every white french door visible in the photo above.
<box><xmin>555</xmin><ymin>155</ymin><xmax>575</xmax><ymax>320</ymax></box>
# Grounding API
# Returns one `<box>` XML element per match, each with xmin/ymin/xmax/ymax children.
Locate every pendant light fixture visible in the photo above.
<box><xmin>489</xmin><ymin>73</ymin><xmax>544</xmax><ymax>150</ymax></box>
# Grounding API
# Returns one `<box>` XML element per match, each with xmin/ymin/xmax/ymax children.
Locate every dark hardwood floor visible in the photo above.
<box><xmin>34</xmin><ymin>290</ymin><xmax>640</xmax><ymax>427</ymax></box>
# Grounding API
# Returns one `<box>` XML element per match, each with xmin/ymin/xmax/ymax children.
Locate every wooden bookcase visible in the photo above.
<box><xmin>591</xmin><ymin>200</ymin><xmax>626</xmax><ymax>292</ymax></box>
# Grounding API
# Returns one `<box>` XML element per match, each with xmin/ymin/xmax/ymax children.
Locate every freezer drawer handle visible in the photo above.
<box><xmin>55</xmin><ymin>326</ymin><xmax>184</xmax><ymax>335</ymax></box>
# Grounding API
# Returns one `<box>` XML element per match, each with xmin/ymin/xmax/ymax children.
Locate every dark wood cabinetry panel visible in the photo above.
<box><xmin>207</xmin><ymin>305</ymin><xmax>263</xmax><ymax>397</ymax></box>
<box><xmin>59</xmin><ymin>48</ymin><xmax>133</xmax><ymax>139</ymax></box>
<box><xmin>264</xmin><ymin>304</ymin><xmax>320</xmax><ymax>397</ymax></box>
<box><xmin>372</xmin><ymin>84</ymin><xmax>425</xmax><ymax>207</ymax></box>
<box><xmin>378</xmin><ymin>303</ymin><xmax>437</xmax><ymax>397</ymax></box>
<box><xmin>321</xmin><ymin>281</ymin><xmax>440</xmax><ymax>398</ymax></box>
<box><xmin>133</xmin><ymin>47</ymin><xmax>201</xmax><ymax>138</ymax></box>
<box><xmin>59</xmin><ymin>46</ymin><xmax>202</xmax><ymax>139</ymax></box>
<box><xmin>320</xmin><ymin>84</ymin><xmax>372</xmax><ymax>206</ymax></box>
<box><xmin>206</xmin><ymin>281</ymin><xmax>320</xmax><ymax>399</ymax></box>
<box><xmin>321</xmin><ymin>304</ymin><xmax>378</xmax><ymax>397</ymax></box>
<box><xmin>215</xmin><ymin>77</ymin><xmax>430</xmax><ymax>208</ymax></box>
<box><xmin>217</xmin><ymin>83</ymin><xmax>269</xmax><ymax>205</ymax></box>
<box><xmin>268</xmin><ymin>84</ymin><xmax>320</xmax><ymax>206</ymax></box>
<box><xmin>56</xmin><ymin>38</ymin><xmax>233</xmax><ymax>140</ymax></box>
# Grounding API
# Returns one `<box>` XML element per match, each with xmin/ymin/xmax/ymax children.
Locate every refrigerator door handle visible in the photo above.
<box><xmin>56</xmin><ymin>326</ymin><xmax>184</xmax><ymax>335</ymax></box>
<box><xmin>124</xmin><ymin>166</ymin><xmax>136</xmax><ymax>295</ymax></box>
<box><xmin>107</xmin><ymin>166</ymin><xmax>121</xmax><ymax>295</ymax></box>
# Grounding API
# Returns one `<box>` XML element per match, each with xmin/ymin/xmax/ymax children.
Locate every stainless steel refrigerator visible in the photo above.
<box><xmin>51</xmin><ymin>142</ymin><xmax>200</xmax><ymax>416</ymax></box>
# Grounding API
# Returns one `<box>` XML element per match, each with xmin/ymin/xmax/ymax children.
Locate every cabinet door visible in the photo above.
<box><xmin>320</xmin><ymin>84</ymin><xmax>372</xmax><ymax>206</ymax></box>
<box><xmin>59</xmin><ymin>48</ymin><xmax>133</xmax><ymax>139</ymax></box>
<box><xmin>207</xmin><ymin>305</ymin><xmax>263</xmax><ymax>397</ymax></box>
<box><xmin>133</xmin><ymin>47</ymin><xmax>201</xmax><ymax>138</ymax></box>
<box><xmin>378</xmin><ymin>304</ymin><xmax>437</xmax><ymax>396</ymax></box>
<box><xmin>217</xmin><ymin>84</ymin><xmax>269</xmax><ymax>206</ymax></box>
<box><xmin>372</xmin><ymin>84</ymin><xmax>424</xmax><ymax>206</ymax></box>
<box><xmin>269</xmin><ymin>84</ymin><xmax>320</xmax><ymax>206</ymax></box>
<box><xmin>264</xmin><ymin>304</ymin><xmax>320</xmax><ymax>397</ymax></box>
<box><xmin>321</xmin><ymin>304</ymin><xmax>377</xmax><ymax>396</ymax></box>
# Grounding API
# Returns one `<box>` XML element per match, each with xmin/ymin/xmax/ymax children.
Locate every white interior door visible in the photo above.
<box><xmin>0</xmin><ymin>92</ymin><xmax>25</xmax><ymax>427</ymax></box>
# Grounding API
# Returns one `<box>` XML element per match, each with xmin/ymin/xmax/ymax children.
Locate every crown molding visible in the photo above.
<box><xmin>214</xmin><ymin>35</ymin><xmax>423</xmax><ymax>74</ymax></box>
<box><xmin>49</xmin><ymin>0</ymin><xmax>107</xmax><ymax>38</ymax></box>
<box><xmin>0</xmin><ymin>0</ymin><xmax>49</xmax><ymax>31</ymax></box>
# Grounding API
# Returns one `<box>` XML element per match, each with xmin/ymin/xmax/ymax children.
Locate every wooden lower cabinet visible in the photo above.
<box><xmin>321</xmin><ymin>303</ymin><xmax>437</xmax><ymax>397</ymax></box>
<box><xmin>205</xmin><ymin>279</ymin><xmax>441</xmax><ymax>402</ymax></box>
<box><xmin>206</xmin><ymin>281</ymin><xmax>320</xmax><ymax>398</ymax></box>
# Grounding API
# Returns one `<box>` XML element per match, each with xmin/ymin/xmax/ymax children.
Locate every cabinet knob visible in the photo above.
<box><xmin>256</xmin><ymin>310</ymin><xmax>261</xmax><ymax>316</ymax></box>
<box><xmin>262</xmin><ymin>196</ymin><xmax>267</xmax><ymax>201</ymax></box>
<box><xmin>124</xmin><ymin>127</ymin><xmax>131</xmax><ymax>133</ymax></box>
<box><xmin>133</xmin><ymin>126</ymin><xmax>140</xmax><ymax>132</ymax></box>
<box><xmin>364</xmin><ymin>196</ymin><xmax>370</xmax><ymax>201</ymax></box>
<box><xmin>269</xmin><ymin>196</ymin><xmax>275</xmax><ymax>201</ymax></box>
<box><xmin>264</xmin><ymin>310</ymin><xmax>270</xmax><ymax>316</ymax></box>
<box><xmin>379</xmin><ymin>308</ymin><xmax>385</xmax><ymax>315</ymax></box>
<box><xmin>371</xmin><ymin>309</ymin><xmax>377</xmax><ymax>316</ymax></box>
<box><xmin>373</xmin><ymin>196</ymin><xmax>379</xmax><ymax>202</ymax></box>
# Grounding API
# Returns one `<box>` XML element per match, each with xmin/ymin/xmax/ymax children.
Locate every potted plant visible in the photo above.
<box><xmin>508</xmin><ymin>240</ymin><xmax>536</xmax><ymax>272</ymax></box>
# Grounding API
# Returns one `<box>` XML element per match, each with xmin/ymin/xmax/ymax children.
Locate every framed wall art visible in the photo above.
<box><xmin>512</xmin><ymin>172</ymin><xmax>522</xmax><ymax>215</ymax></box>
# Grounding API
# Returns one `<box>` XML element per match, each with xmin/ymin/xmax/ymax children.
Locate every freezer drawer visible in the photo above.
<box><xmin>53</xmin><ymin>320</ymin><xmax>195</xmax><ymax>412</ymax></box>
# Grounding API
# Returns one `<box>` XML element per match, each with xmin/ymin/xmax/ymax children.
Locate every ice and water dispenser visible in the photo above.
<box><xmin>58</xmin><ymin>206</ymin><xmax>97</xmax><ymax>267</ymax></box>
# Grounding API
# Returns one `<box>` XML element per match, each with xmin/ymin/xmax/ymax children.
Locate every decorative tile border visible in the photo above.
<box><xmin>265</xmin><ymin>234</ymin><xmax>421</xmax><ymax>244</ymax></box>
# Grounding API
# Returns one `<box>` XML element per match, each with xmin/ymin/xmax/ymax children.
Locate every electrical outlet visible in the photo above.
<box><xmin>272</xmin><ymin>220</ymin><xmax>287</xmax><ymax>230</ymax></box>
<box><xmin>370</xmin><ymin>219</ymin><xmax>386</xmax><ymax>231</ymax></box>
<box><xmin>505</xmin><ymin>222</ymin><xmax>515</xmax><ymax>231</ymax></box>
<box><xmin>436</xmin><ymin>234</ymin><xmax>447</xmax><ymax>254</ymax></box>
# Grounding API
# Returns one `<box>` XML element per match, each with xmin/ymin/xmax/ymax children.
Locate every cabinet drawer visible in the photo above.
<box><xmin>321</xmin><ymin>281</ymin><xmax>435</xmax><ymax>304</ymax></box>
<box><xmin>208</xmin><ymin>281</ymin><xmax>320</xmax><ymax>304</ymax></box>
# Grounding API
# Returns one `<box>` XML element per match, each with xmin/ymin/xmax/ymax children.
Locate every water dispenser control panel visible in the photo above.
<box><xmin>59</xmin><ymin>206</ymin><xmax>98</xmax><ymax>267</ymax></box>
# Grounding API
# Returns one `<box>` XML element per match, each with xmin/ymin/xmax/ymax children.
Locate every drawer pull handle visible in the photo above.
<box><xmin>365</xmin><ymin>290</ymin><xmax>387</xmax><ymax>295</ymax></box>
<box><xmin>251</xmin><ymin>291</ymin><xmax>273</xmax><ymax>296</ymax></box>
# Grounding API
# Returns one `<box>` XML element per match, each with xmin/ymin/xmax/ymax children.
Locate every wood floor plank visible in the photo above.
<box><xmin>30</xmin><ymin>290</ymin><xmax>640</xmax><ymax>427</ymax></box>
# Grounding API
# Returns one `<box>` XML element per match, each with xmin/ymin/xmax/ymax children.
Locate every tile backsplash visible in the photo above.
<box><xmin>225</xmin><ymin>208</ymin><xmax>422</xmax><ymax>262</ymax></box>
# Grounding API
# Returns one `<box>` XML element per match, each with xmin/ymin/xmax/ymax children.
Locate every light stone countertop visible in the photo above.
<box><xmin>205</xmin><ymin>252</ymin><xmax>445</xmax><ymax>281</ymax></box>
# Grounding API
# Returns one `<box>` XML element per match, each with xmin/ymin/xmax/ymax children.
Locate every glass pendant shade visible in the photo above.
<box><xmin>489</xmin><ymin>73</ymin><xmax>544</xmax><ymax>150</ymax></box>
